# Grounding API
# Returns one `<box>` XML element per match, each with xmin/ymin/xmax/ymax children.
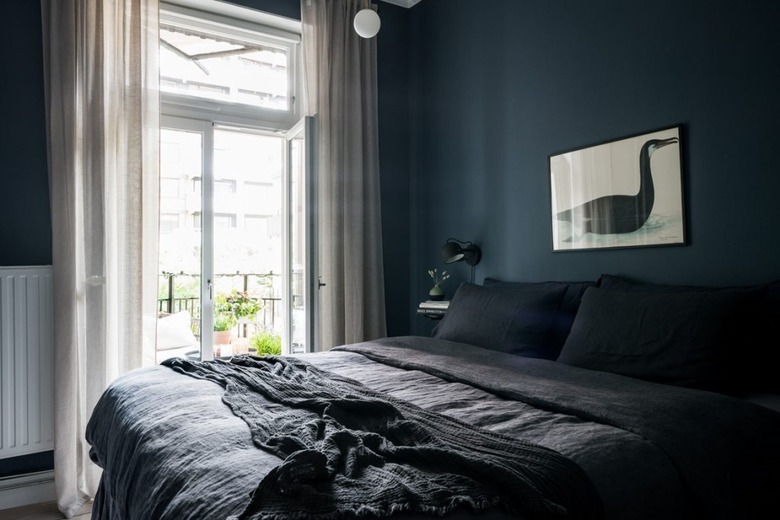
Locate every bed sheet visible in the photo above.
<box><xmin>87</xmin><ymin>336</ymin><xmax>780</xmax><ymax>519</ymax></box>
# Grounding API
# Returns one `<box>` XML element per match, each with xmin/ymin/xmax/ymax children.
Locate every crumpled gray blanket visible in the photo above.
<box><xmin>162</xmin><ymin>355</ymin><xmax>603</xmax><ymax>520</ymax></box>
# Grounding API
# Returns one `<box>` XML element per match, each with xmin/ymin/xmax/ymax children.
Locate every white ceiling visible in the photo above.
<box><xmin>380</xmin><ymin>0</ymin><xmax>423</xmax><ymax>8</ymax></box>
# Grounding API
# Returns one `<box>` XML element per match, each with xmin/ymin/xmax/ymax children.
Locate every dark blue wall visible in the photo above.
<box><xmin>0</xmin><ymin>0</ymin><xmax>51</xmax><ymax>478</ymax></box>
<box><xmin>377</xmin><ymin>4</ymin><xmax>412</xmax><ymax>337</ymax></box>
<box><xmin>405</xmin><ymin>0</ymin><xmax>780</xmax><ymax>335</ymax></box>
<box><xmin>0</xmin><ymin>1</ymin><xmax>51</xmax><ymax>266</ymax></box>
<box><xmin>6</xmin><ymin>0</ymin><xmax>779</xmax><ymax>465</ymax></box>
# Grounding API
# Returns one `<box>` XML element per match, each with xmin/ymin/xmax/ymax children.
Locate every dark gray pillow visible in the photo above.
<box><xmin>598</xmin><ymin>273</ymin><xmax>766</xmax><ymax>297</ymax></box>
<box><xmin>433</xmin><ymin>283</ymin><xmax>567</xmax><ymax>358</ymax></box>
<box><xmin>597</xmin><ymin>274</ymin><xmax>777</xmax><ymax>392</ymax></box>
<box><xmin>557</xmin><ymin>287</ymin><xmax>765</xmax><ymax>391</ymax></box>
<box><xmin>483</xmin><ymin>278</ymin><xmax>595</xmax><ymax>359</ymax></box>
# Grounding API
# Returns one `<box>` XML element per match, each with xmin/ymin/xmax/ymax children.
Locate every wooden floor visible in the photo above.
<box><xmin>0</xmin><ymin>501</ymin><xmax>91</xmax><ymax>520</ymax></box>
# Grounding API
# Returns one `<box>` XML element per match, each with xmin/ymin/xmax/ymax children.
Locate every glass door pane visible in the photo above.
<box><xmin>285</xmin><ymin>117</ymin><xmax>314</xmax><ymax>354</ymax></box>
<box><xmin>212</xmin><ymin>127</ymin><xmax>284</xmax><ymax>357</ymax></box>
<box><xmin>157</xmin><ymin>126</ymin><xmax>204</xmax><ymax>363</ymax></box>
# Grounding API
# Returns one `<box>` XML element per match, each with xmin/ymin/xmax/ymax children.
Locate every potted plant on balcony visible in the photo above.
<box><xmin>223</xmin><ymin>290</ymin><xmax>262</xmax><ymax>340</ymax></box>
<box><xmin>222</xmin><ymin>290</ymin><xmax>262</xmax><ymax>323</ymax></box>
<box><xmin>213</xmin><ymin>291</ymin><xmax>262</xmax><ymax>355</ymax></box>
<box><xmin>213</xmin><ymin>312</ymin><xmax>236</xmax><ymax>347</ymax></box>
<box><xmin>250</xmin><ymin>329</ymin><xmax>282</xmax><ymax>355</ymax></box>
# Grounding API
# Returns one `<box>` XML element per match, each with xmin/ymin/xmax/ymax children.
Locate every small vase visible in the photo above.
<box><xmin>428</xmin><ymin>284</ymin><xmax>445</xmax><ymax>301</ymax></box>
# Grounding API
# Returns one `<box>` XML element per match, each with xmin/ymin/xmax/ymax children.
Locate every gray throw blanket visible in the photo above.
<box><xmin>162</xmin><ymin>355</ymin><xmax>602</xmax><ymax>519</ymax></box>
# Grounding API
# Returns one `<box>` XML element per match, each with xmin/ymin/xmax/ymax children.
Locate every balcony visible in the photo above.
<box><xmin>156</xmin><ymin>271</ymin><xmax>283</xmax><ymax>362</ymax></box>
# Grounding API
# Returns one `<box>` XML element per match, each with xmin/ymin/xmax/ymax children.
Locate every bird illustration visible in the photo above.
<box><xmin>555</xmin><ymin>136</ymin><xmax>679</xmax><ymax>239</ymax></box>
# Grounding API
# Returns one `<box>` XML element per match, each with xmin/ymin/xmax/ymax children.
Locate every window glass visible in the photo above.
<box><xmin>215</xmin><ymin>213</ymin><xmax>237</xmax><ymax>229</ymax></box>
<box><xmin>244</xmin><ymin>181</ymin><xmax>272</xmax><ymax>206</ymax></box>
<box><xmin>244</xmin><ymin>215</ymin><xmax>268</xmax><ymax>234</ymax></box>
<box><xmin>160</xmin><ymin>25</ymin><xmax>290</xmax><ymax>111</ymax></box>
<box><xmin>214</xmin><ymin>179</ymin><xmax>237</xmax><ymax>194</ymax></box>
<box><xmin>160</xmin><ymin>177</ymin><xmax>180</xmax><ymax>198</ymax></box>
<box><xmin>160</xmin><ymin>213</ymin><xmax>180</xmax><ymax>234</ymax></box>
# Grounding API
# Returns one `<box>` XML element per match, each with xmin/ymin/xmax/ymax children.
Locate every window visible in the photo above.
<box><xmin>160</xmin><ymin>26</ymin><xmax>290</xmax><ymax>111</ymax></box>
<box><xmin>159</xmin><ymin>2</ymin><xmax>301</xmax><ymax>128</ymax></box>
<box><xmin>157</xmin><ymin>2</ymin><xmax>312</xmax><ymax>361</ymax></box>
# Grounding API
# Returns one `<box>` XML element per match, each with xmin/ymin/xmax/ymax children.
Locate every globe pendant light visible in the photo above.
<box><xmin>354</xmin><ymin>8</ymin><xmax>381</xmax><ymax>38</ymax></box>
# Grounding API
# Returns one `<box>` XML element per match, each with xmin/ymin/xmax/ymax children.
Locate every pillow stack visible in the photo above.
<box><xmin>433</xmin><ymin>279</ymin><xmax>592</xmax><ymax>360</ymax></box>
<box><xmin>483</xmin><ymin>278</ymin><xmax>594</xmax><ymax>359</ymax></box>
<box><xmin>557</xmin><ymin>274</ymin><xmax>775</xmax><ymax>393</ymax></box>
<box><xmin>432</xmin><ymin>273</ymin><xmax>779</xmax><ymax>395</ymax></box>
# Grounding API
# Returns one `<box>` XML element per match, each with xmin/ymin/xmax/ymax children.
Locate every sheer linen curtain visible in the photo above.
<box><xmin>41</xmin><ymin>0</ymin><xmax>160</xmax><ymax>516</ymax></box>
<box><xmin>301</xmin><ymin>0</ymin><xmax>387</xmax><ymax>350</ymax></box>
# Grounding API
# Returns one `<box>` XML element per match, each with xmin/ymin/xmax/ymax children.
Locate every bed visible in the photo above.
<box><xmin>85</xmin><ymin>274</ymin><xmax>780</xmax><ymax>519</ymax></box>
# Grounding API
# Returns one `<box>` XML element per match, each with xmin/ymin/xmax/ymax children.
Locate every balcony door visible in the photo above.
<box><xmin>158</xmin><ymin>115</ymin><xmax>315</xmax><ymax>359</ymax></box>
<box><xmin>284</xmin><ymin>117</ymin><xmax>316</xmax><ymax>354</ymax></box>
<box><xmin>156</xmin><ymin>1</ymin><xmax>309</xmax><ymax>360</ymax></box>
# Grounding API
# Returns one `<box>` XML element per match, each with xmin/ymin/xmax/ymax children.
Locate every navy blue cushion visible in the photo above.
<box><xmin>597</xmin><ymin>274</ymin><xmax>777</xmax><ymax>392</ymax></box>
<box><xmin>560</xmin><ymin>284</ymin><xmax>766</xmax><ymax>392</ymax></box>
<box><xmin>483</xmin><ymin>278</ymin><xmax>595</xmax><ymax>359</ymax></box>
<box><xmin>433</xmin><ymin>283</ymin><xmax>567</xmax><ymax>358</ymax></box>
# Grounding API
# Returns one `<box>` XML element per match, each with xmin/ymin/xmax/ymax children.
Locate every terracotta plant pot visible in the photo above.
<box><xmin>213</xmin><ymin>330</ymin><xmax>232</xmax><ymax>345</ymax></box>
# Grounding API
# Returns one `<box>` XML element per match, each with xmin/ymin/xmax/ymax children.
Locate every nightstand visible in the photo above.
<box><xmin>417</xmin><ymin>300</ymin><xmax>449</xmax><ymax>320</ymax></box>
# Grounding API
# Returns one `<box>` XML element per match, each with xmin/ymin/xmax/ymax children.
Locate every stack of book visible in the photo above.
<box><xmin>417</xmin><ymin>299</ymin><xmax>450</xmax><ymax>319</ymax></box>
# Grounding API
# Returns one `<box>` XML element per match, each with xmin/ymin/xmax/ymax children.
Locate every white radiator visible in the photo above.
<box><xmin>0</xmin><ymin>266</ymin><xmax>54</xmax><ymax>460</ymax></box>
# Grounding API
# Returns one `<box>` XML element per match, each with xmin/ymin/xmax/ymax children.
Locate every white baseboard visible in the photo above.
<box><xmin>0</xmin><ymin>470</ymin><xmax>56</xmax><ymax>510</ymax></box>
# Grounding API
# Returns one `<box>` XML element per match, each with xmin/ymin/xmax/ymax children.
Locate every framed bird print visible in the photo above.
<box><xmin>549</xmin><ymin>125</ymin><xmax>685</xmax><ymax>252</ymax></box>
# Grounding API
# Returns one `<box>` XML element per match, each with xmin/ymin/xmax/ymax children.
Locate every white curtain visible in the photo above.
<box><xmin>301</xmin><ymin>0</ymin><xmax>387</xmax><ymax>349</ymax></box>
<box><xmin>40</xmin><ymin>0</ymin><xmax>160</xmax><ymax>516</ymax></box>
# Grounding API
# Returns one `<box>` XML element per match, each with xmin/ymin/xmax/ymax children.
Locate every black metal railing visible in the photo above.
<box><xmin>158</xmin><ymin>272</ymin><xmax>282</xmax><ymax>338</ymax></box>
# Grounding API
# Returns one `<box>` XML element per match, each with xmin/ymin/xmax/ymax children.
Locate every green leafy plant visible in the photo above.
<box><xmin>213</xmin><ymin>313</ymin><xmax>236</xmax><ymax>332</ymax></box>
<box><xmin>250</xmin><ymin>331</ymin><xmax>282</xmax><ymax>355</ymax></box>
<box><xmin>218</xmin><ymin>290</ymin><xmax>262</xmax><ymax>322</ymax></box>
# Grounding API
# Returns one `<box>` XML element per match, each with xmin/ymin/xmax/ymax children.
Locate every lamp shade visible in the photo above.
<box><xmin>441</xmin><ymin>238</ymin><xmax>481</xmax><ymax>266</ymax></box>
<box><xmin>354</xmin><ymin>9</ymin><xmax>381</xmax><ymax>38</ymax></box>
<box><xmin>442</xmin><ymin>241</ymin><xmax>464</xmax><ymax>263</ymax></box>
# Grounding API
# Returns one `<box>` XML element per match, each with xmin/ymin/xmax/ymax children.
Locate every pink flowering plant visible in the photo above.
<box><xmin>217</xmin><ymin>290</ymin><xmax>262</xmax><ymax>322</ymax></box>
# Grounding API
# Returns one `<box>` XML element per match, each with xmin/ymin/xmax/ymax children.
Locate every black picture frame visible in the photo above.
<box><xmin>549</xmin><ymin>125</ymin><xmax>685</xmax><ymax>252</ymax></box>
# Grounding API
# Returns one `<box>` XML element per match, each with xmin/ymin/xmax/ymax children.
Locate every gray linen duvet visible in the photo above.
<box><xmin>86</xmin><ymin>336</ymin><xmax>780</xmax><ymax>519</ymax></box>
